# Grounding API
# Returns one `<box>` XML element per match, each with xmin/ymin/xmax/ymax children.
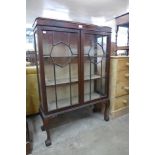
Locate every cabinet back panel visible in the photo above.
<box><xmin>44</xmin><ymin>62</ymin><xmax>78</xmax><ymax>84</ymax></box>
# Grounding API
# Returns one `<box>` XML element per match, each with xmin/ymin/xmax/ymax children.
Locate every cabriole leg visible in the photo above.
<box><xmin>40</xmin><ymin>111</ymin><xmax>52</xmax><ymax>146</ymax></box>
<box><xmin>104</xmin><ymin>100</ymin><xmax>110</xmax><ymax>121</ymax></box>
<box><xmin>41</xmin><ymin>125</ymin><xmax>45</xmax><ymax>131</ymax></box>
<box><xmin>43</xmin><ymin>119</ymin><xmax>51</xmax><ymax>146</ymax></box>
<box><xmin>45</xmin><ymin>129</ymin><xmax>51</xmax><ymax>146</ymax></box>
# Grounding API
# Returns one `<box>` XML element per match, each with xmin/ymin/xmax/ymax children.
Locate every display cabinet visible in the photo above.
<box><xmin>33</xmin><ymin>17</ymin><xmax>111</xmax><ymax>146</ymax></box>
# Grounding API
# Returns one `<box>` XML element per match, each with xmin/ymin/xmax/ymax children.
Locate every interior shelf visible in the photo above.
<box><xmin>43</xmin><ymin>55</ymin><xmax>106</xmax><ymax>64</ymax></box>
<box><xmin>48</xmin><ymin>92</ymin><xmax>101</xmax><ymax>110</ymax></box>
<box><xmin>43</xmin><ymin>55</ymin><xmax>78</xmax><ymax>58</ymax></box>
<box><xmin>43</xmin><ymin>55</ymin><xmax>79</xmax><ymax>63</ymax></box>
<box><xmin>46</xmin><ymin>74</ymin><xmax>101</xmax><ymax>86</ymax></box>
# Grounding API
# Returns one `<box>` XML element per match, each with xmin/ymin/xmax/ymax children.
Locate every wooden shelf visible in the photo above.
<box><xmin>43</xmin><ymin>55</ymin><xmax>106</xmax><ymax>64</ymax></box>
<box><xmin>46</xmin><ymin>74</ymin><xmax>101</xmax><ymax>86</ymax></box>
<box><xmin>43</xmin><ymin>56</ymin><xmax>78</xmax><ymax>63</ymax></box>
<box><xmin>44</xmin><ymin>55</ymin><xmax>104</xmax><ymax>59</ymax></box>
<box><xmin>48</xmin><ymin>92</ymin><xmax>101</xmax><ymax>110</ymax></box>
<box><xmin>84</xmin><ymin>92</ymin><xmax>101</xmax><ymax>101</ymax></box>
<box><xmin>43</xmin><ymin>55</ymin><xmax>78</xmax><ymax>58</ymax></box>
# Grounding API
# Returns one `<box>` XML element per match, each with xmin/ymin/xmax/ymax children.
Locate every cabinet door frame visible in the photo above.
<box><xmin>36</xmin><ymin>26</ymin><xmax>81</xmax><ymax>114</ymax></box>
<box><xmin>81</xmin><ymin>30</ymin><xmax>111</xmax><ymax>104</ymax></box>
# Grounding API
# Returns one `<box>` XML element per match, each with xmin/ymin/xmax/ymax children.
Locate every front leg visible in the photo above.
<box><xmin>41</xmin><ymin>125</ymin><xmax>45</xmax><ymax>131</ymax></box>
<box><xmin>40</xmin><ymin>110</ymin><xmax>52</xmax><ymax>146</ymax></box>
<box><xmin>45</xmin><ymin>128</ymin><xmax>51</xmax><ymax>146</ymax></box>
<box><xmin>43</xmin><ymin>118</ymin><xmax>52</xmax><ymax>146</ymax></box>
<box><xmin>104</xmin><ymin>100</ymin><xmax>110</xmax><ymax>121</ymax></box>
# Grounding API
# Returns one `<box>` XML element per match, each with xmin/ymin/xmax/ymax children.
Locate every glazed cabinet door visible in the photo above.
<box><xmin>82</xmin><ymin>30</ymin><xmax>110</xmax><ymax>102</ymax></box>
<box><xmin>37</xmin><ymin>27</ymin><xmax>81</xmax><ymax>112</ymax></box>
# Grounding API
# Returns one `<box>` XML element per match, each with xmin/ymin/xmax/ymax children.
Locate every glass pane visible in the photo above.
<box><xmin>42</xmin><ymin>30</ymin><xmax>79</xmax><ymax>111</ymax></box>
<box><xmin>84</xmin><ymin>34</ymin><xmax>107</xmax><ymax>102</ymax></box>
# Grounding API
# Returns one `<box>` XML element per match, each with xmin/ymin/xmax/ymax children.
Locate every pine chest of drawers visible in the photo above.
<box><xmin>109</xmin><ymin>56</ymin><xmax>129</xmax><ymax>118</ymax></box>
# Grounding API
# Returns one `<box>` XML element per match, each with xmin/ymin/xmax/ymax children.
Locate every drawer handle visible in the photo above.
<box><xmin>122</xmin><ymin>99</ymin><xmax>128</xmax><ymax>104</ymax></box>
<box><xmin>126</xmin><ymin>62</ymin><xmax>129</xmax><ymax>66</ymax></box>
<box><xmin>123</xmin><ymin>86</ymin><xmax>129</xmax><ymax>91</ymax></box>
<box><xmin>124</xmin><ymin>73</ymin><xmax>129</xmax><ymax>77</ymax></box>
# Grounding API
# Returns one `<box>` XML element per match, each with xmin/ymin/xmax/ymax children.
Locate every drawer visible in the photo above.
<box><xmin>117</xmin><ymin>70</ymin><xmax>129</xmax><ymax>83</ymax></box>
<box><xmin>117</xmin><ymin>59</ymin><xmax>129</xmax><ymax>72</ymax></box>
<box><xmin>116</xmin><ymin>81</ymin><xmax>129</xmax><ymax>97</ymax></box>
<box><xmin>111</xmin><ymin>95</ymin><xmax>129</xmax><ymax>111</ymax></box>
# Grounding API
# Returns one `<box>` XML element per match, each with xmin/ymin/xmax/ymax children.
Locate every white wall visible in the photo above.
<box><xmin>104</xmin><ymin>19</ymin><xmax>116</xmax><ymax>42</ymax></box>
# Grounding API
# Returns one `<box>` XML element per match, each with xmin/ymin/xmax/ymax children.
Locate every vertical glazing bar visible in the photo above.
<box><xmin>100</xmin><ymin>60</ymin><xmax>103</xmax><ymax>96</ymax></box>
<box><xmin>94</xmin><ymin>36</ymin><xmax>97</xmax><ymax>93</ymax></box>
<box><xmin>53</xmin><ymin>64</ymin><xmax>58</xmax><ymax>109</ymax></box>
<box><xmin>69</xmin><ymin>63</ymin><xmax>72</xmax><ymax>105</ymax></box>
<box><xmin>89</xmin><ymin>61</ymin><xmax>92</xmax><ymax>100</ymax></box>
<box><xmin>68</xmin><ymin>32</ymin><xmax>72</xmax><ymax>105</ymax></box>
<box><xmin>79</xmin><ymin>30</ymin><xmax>84</xmax><ymax>104</ymax></box>
<box><xmin>100</xmin><ymin>36</ymin><xmax>103</xmax><ymax>96</ymax></box>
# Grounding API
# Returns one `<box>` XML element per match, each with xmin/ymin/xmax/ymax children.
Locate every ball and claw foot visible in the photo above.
<box><xmin>104</xmin><ymin>115</ymin><xmax>109</xmax><ymax>121</ymax></box>
<box><xmin>93</xmin><ymin>108</ymin><xmax>98</xmax><ymax>112</ymax></box>
<box><xmin>104</xmin><ymin>101</ymin><xmax>110</xmax><ymax>121</ymax></box>
<box><xmin>45</xmin><ymin>139</ymin><xmax>51</xmax><ymax>146</ymax></box>
<box><xmin>41</xmin><ymin>125</ymin><xmax>45</xmax><ymax>131</ymax></box>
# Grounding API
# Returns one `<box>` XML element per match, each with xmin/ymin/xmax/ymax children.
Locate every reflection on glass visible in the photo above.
<box><xmin>88</xmin><ymin>43</ymin><xmax>105</xmax><ymax>64</ymax></box>
<box><xmin>42</xmin><ymin>30</ymin><xmax>79</xmax><ymax>111</ymax></box>
<box><xmin>84</xmin><ymin>34</ymin><xmax>107</xmax><ymax>102</ymax></box>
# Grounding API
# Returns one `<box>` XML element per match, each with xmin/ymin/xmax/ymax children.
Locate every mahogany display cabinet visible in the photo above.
<box><xmin>33</xmin><ymin>17</ymin><xmax>111</xmax><ymax>146</ymax></box>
